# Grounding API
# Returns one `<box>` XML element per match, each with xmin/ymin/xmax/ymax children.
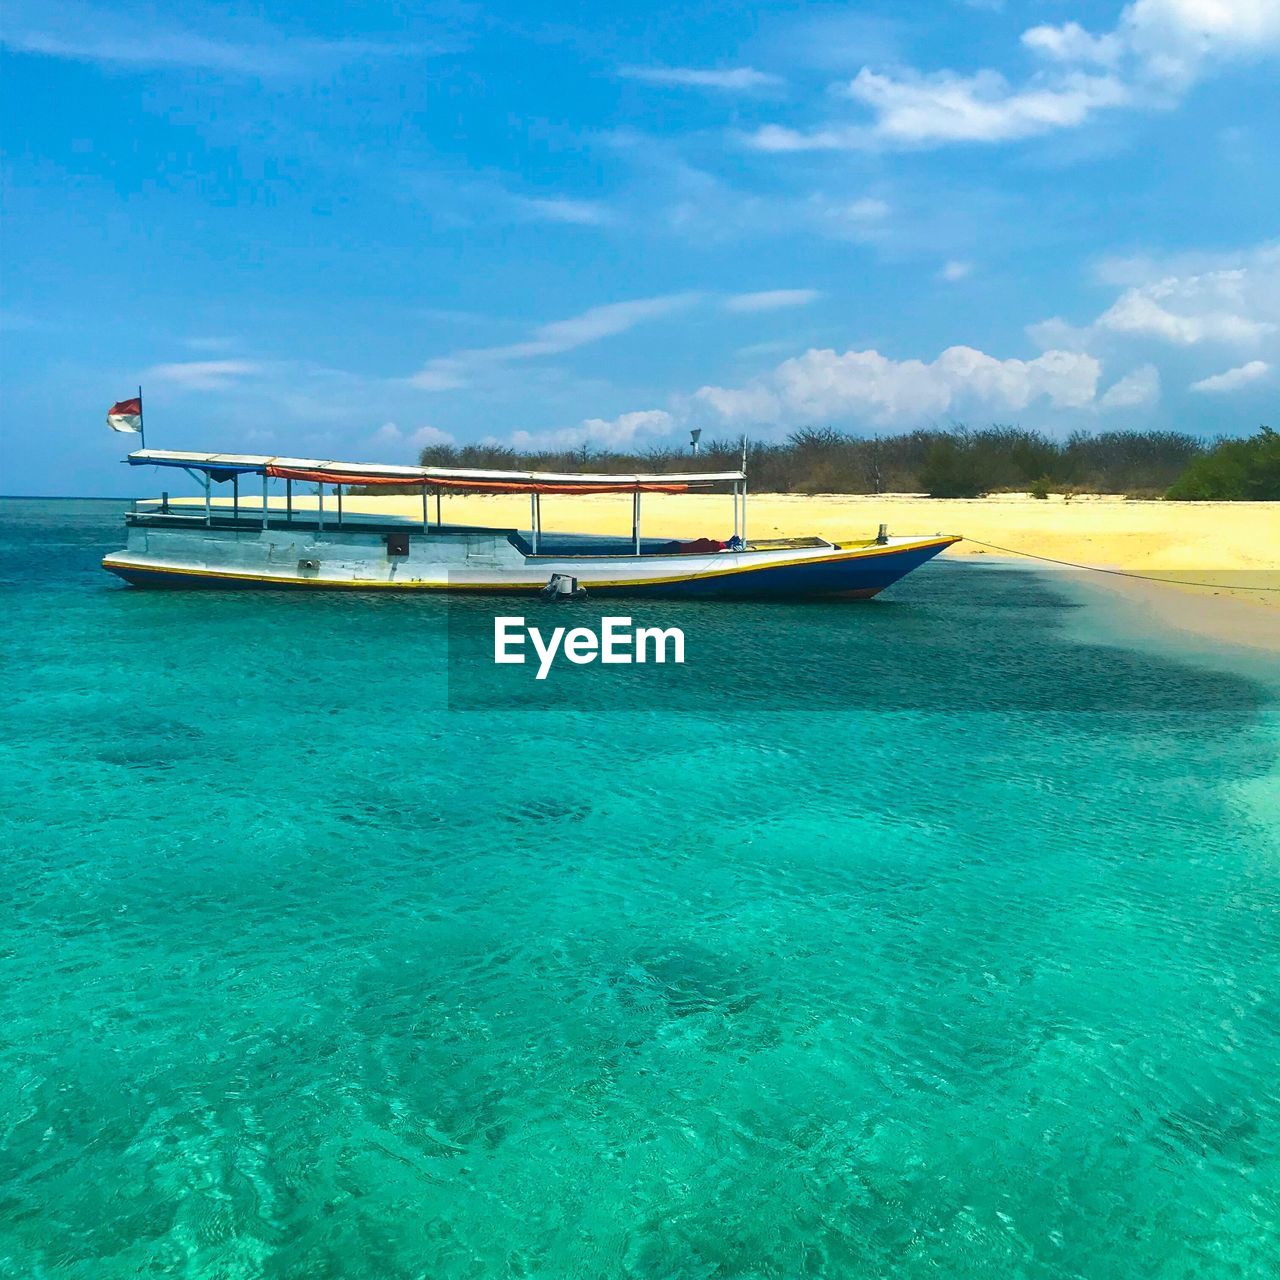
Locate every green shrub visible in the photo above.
<box><xmin>1065</xmin><ymin>430</ymin><xmax>1203</xmax><ymax>492</ymax></box>
<box><xmin>337</xmin><ymin>425</ymin><xmax>1262</xmax><ymax>500</ymax></box>
<box><xmin>1166</xmin><ymin>428</ymin><xmax>1280</xmax><ymax>500</ymax></box>
<box><xmin>919</xmin><ymin>436</ymin><xmax>990</xmax><ymax>498</ymax></box>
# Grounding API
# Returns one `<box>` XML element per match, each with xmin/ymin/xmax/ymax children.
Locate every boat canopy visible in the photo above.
<box><xmin>126</xmin><ymin>449</ymin><xmax>743</xmax><ymax>493</ymax></box>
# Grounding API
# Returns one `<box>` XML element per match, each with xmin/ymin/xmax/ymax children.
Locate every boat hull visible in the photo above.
<box><xmin>102</xmin><ymin>518</ymin><xmax>958</xmax><ymax>600</ymax></box>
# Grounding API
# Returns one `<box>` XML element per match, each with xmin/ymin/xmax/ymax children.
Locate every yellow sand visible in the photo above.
<box><xmin>330</xmin><ymin>490</ymin><xmax>1276</xmax><ymax>571</ymax></box>
<box><xmin>194</xmin><ymin>490</ymin><xmax>1279</xmax><ymax>575</ymax></box>
<box><xmin>362</xmin><ymin>490</ymin><xmax>1280</xmax><ymax>648</ymax></box>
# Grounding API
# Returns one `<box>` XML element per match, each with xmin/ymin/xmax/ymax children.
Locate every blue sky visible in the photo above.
<box><xmin>2</xmin><ymin>0</ymin><xmax>1278</xmax><ymax>494</ymax></box>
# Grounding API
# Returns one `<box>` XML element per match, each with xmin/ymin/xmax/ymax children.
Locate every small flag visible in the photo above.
<box><xmin>107</xmin><ymin>397</ymin><xmax>143</xmax><ymax>432</ymax></box>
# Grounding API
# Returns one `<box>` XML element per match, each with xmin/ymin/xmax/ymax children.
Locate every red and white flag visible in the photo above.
<box><xmin>107</xmin><ymin>397</ymin><xmax>142</xmax><ymax>433</ymax></box>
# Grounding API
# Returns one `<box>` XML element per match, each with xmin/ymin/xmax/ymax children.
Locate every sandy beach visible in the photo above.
<box><xmin>284</xmin><ymin>491</ymin><xmax>1277</xmax><ymax>571</ymax></box>
<box><xmin>190</xmin><ymin>490</ymin><xmax>1280</xmax><ymax>649</ymax></box>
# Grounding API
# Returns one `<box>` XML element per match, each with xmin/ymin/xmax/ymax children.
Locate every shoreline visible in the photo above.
<box><xmin>64</xmin><ymin>489</ymin><xmax>1280</xmax><ymax>654</ymax></box>
<box><xmin>966</xmin><ymin>555</ymin><xmax>1280</xmax><ymax>675</ymax></box>
<box><xmin>340</xmin><ymin>491</ymin><xmax>1280</xmax><ymax>653</ymax></box>
<box><xmin>1056</xmin><ymin>567</ymin><xmax>1280</xmax><ymax>658</ymax></box>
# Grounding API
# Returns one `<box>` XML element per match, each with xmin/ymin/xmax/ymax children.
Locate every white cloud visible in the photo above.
<box><xmin>745</xmin><ymin>124</ymin><xmax>869</xmax><ymax>152</ymax></box>
<box><xmin>5</xmin><ymin>25</ymin><xmax>288</xmax><ymax>76</ymax></box>
<box><xmin>1098</xmin><ymin>363</ymin><xmax>1161</xmax><ymax>408</ymax></box>
<box><xmin>843</xmin><ymin>67</ymin><xmax>1131</xmax><ymax>145</ymax></box>
<box><xmin>1098</xmin><ymin>289</ymin><xmax>1270</xmax><ymax>345</ymax></box>
<box><xmin>408</xmin><ymin>293</ymin><xmax>701</xmax><ymax>390</ymax></box>
<box><xmin>1032</xmin><ymin>243</ymin><xmax>1280</xmax><ymax>359</ymax></box>
<box><xmin>1190</xmin><ymin>359</ymin><xmax>1271</xmax><ymax>393</ymax></box>
<box><xmin>487</xmin><ymin>295</ymin><xmax>697</xmax><ymax>353</ymax></box>
<box><xmin>1120</xmin><ymin>0</ymin><xmax>1280</xmax><ymax>87</ymax></box>
<box><xmin>693</xmin><ymin>382</ymin><xmax>787</xmax><ymax>423</ymax></box>
<box><xmin>847</xmin><ymin>197</ymin><xmax>890</xmax><ymax>221</ymax></box>
<box><xmin>1096</xmin><ymin>269</ymin><xmax>1277</xmax><ymax>346</ymax></box>
<box><xmin>369</xmin><ymin>421</ymin><xmax>456</xmax><ymax>458</ymax></box>
<box><xmin>620</xmin><ymin>66</ymin><xmax>783</xmax><ymax>91</ymax></box>
<box><xmin>776</xmin><ymin>194</ymin><xmax>893</xmax><ymax>241</ymax></box>
<box><xmin>1022</xmin><ymin>22</ymin><xmax>1124</xmax><ymax>66</ymax></box>
<box><xmin>939</xmin><ymin>259</ymin><xmax>973</xmax><ymax>282</ymax></box>
<box><xmin>516</xmin><ymin>197</ymin><xmax>614</xmax><ymax>226</ymax></box>
<box><xmin>145</xmin><ymin>360</ymin><xmax>264</xmax><ymax>390</ymax></box>
<box><xmin>1</xmin><ymin>2</ymin><xmax>438</xmax><ymax>77</ymax></box>
<box><xmin>724</xmin><ymin>289</ymin><xmax>820</xmax><ymax>313</ymax></box>
<box><xmin>748</xmin><ymin>0</ymin><xmax>1280</xmax><ymax>152</ymax></box>
<box><xmin>600</xmin><ymin>128</ymin><xmax>907</xmax><ymax>250</ymax></box>
<box><xmin>406</xmin><ymin>364</ymin><xmax>469</xmax><ymax>393</ymax></box>
<box><xmin>509</xmin><ymin>409</ymin><xmax>676</xmax><ymax>451</ymax></box>
<box><xmin>410</xmin><ymin>424</ymin><xmax>456</xmax><ymax>446</ymax></box>
<box><xmin>746</xmin><ymin>69</ymin><xmax>1130</xmax><ymax>149</ymax></box>
<box><xmin>1025</xmin><ymin>316</ymin><xmax>1093</xmax><ymax>351</ymax></box>
<box><xmin>694</xmin><ymin>344</ymin><xmax>1101</xmax><ymax>429</ymax></box>
<box><xmin>1023</xmin><ymin>1</ymin><xmax>1280</xmax><ymax>94</ymax></box>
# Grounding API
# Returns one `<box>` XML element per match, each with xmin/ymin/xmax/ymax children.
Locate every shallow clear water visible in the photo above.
<box><xmin>1</xmin><ymin>498</ymin><xmax>1278</xmax><ymax>1279</ymax></box>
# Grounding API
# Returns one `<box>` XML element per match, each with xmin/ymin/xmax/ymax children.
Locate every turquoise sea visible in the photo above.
<box><xmin>1</xmin><ymin>497</ymin><xmax>1278</xmax><ymax>1280</ymax></box>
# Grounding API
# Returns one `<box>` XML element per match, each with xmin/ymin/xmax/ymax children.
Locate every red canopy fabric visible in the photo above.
<box><xmin>426</xmin><ymin>477</ymin><xmax>691</xmax><ymax>495</ymax></box>
<box><xmin>265</xmin><ymin>465</ymin><xmax>690</xmax><ymax>495</ymax></box>
<box><xmin>267</xmin><ymin>467</ymin><xmax>426</xmax><ymax>487</ymax></box>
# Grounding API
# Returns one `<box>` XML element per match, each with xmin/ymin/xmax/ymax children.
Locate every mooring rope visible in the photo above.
<box><xmin>960</xmin><ymin>537</ymin><xmax>1280</xmax><ymax>592</ymax></box>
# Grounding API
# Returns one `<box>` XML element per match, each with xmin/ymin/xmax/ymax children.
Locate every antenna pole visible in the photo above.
<box><xmin>138</xmin><ymin>384</ymin><xmax>146</xmax><ymax>450</ymax></box>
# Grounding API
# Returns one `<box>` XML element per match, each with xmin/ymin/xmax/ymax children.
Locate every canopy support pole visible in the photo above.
<box><xmin>286</xmin><ymin>479</ymin><xmax>292</xmax><ymax>523</ymax></box>
<box><xmin>262</xmin><ymin>471</ymin><xmax>269</xmax><ymax>530</ymax></box>
<box><xmin>336</xmin><ymin>485</ymin><xmax>343</xmax><ymax>527</ymax></box>
<box><xmin>732</xmin><ymin>482</ymin><xmax>739</xmax><ymax>539</ymax></box>
<box><xmin>317</xmin><ymin>484</ymin><xmax>325</xmax><ymax>532</ymax></box>
<box><xmin>422</xmin><ymin>486</ymin><xmax>429</xmax><ymax>533</ymax></box>
<box><xmin>436</xmin><ymin>491</ymin><xmax>442</xmax><ymax>529</ymax></box>
<box><xmin>232</xmin><ymin>474</ymin><xmax>239</xmax><ymax>521</ymax></box>
<box><xmin>533</xmin><ymin>493</ymin><xmax>541</xmax><ymax>554</ymax></box>
<box><xmin>205</xmin><ymin>473</ymin><xmax>211</xmax><ymax>525</ymax></box>
<box><xmin>632</xmin><ymin>489</ymin><xmax>641</xmax><ymax>555</ymax></box>
<box><xmin>741</xmin><ymin>479</ymin><xmax>748</xmax><ymax>546</ymax></box>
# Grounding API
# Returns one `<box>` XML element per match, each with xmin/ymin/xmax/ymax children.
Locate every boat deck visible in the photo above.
<box><xmin>124</xmin><ymin>506</ymin><xmax>839</xmax><ymax>558</ymax></box>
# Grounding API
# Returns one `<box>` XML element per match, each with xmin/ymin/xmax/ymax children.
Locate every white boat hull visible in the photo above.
<box><xmin>103</xmin><ymin>514</ymin><xmax>958</xmax><ymax>599</ymax></box>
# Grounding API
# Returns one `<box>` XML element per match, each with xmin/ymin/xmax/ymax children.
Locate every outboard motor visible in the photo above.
<box><xmin>541</xmin><ymin>573</ymin><xmax>587</xmax><ymax>601</ymax></box>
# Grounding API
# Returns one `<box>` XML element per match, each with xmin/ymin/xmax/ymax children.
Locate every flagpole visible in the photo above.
<box><xmin>137</xmin><ymin>385</ymin><xmax>146</xmax><ymax>451</ymax></box>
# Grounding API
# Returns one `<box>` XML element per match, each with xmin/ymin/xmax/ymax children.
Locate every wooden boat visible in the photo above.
<box><xmin>102</xmin><ymin>449</ymin><xmax>959</xmax><ymax>598</ymax></box>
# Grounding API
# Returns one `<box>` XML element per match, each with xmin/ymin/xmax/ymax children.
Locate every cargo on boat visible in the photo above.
<box><xmin>102</xmin><ymin>449</ymin><xmax>959</xmax><ymax>598</ymax></box>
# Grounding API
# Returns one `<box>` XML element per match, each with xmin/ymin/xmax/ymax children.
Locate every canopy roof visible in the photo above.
<box><xmin>127</xmin><ymin>449</ymin><xmax>743</xmax><ymax>493</ymax></box>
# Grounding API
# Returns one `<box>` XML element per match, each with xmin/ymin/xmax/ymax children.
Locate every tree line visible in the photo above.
<box><xmin>406</xmin><ymin>426</ymin><xmax>1277</xmax><ymax>500</ymax></box>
